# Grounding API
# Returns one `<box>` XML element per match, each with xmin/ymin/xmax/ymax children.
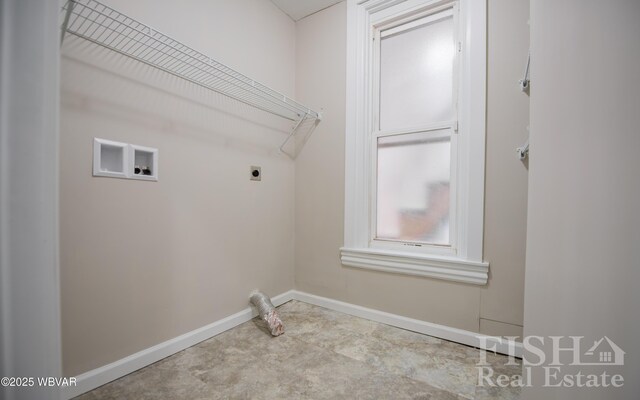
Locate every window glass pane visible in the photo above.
<box><xmin>380</xmin><ymin>12</ymin><xmax>454</xmax><ymax>131</ymax></box>
<box><xmin>376</xmin><ymin>131</ymin><xmax>451</xmax><ymax>245</ymax></box>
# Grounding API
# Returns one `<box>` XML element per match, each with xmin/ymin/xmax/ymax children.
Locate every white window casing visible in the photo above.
<box><xmin>342</xmin><ymin>0</ymin><xmax>488</xmax><ymax>285</ymax></box>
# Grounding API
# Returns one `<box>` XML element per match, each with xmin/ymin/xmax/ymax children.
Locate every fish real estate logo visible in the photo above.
<box><xmin>476</xmin><ymin>336</ymin><xmax>626</xmax><ymax>388</ymax></box>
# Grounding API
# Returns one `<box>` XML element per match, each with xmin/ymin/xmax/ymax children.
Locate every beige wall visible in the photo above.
<box><xmin>294</xmin><ymin>0</ymin><xmax>529</xmax><ymax>335</ymax></box>
<box><xmin>522</xmin><ymin>1</ymin><xmax>640</xmax><ymax>399</ymax></box>
<box><xmin>61</xmin><ymin>0</ymin><xmax>532</xmax><ymax>378</ymax></box>
<box><xmin>60</xmin><ymin>0</ymin><xmax>297</xmax><ymax>376</ymax></box>
<box><xmin>480</xmin><ymin>0</ymin><xmax>530</xmax><ymax>335</ymax></box>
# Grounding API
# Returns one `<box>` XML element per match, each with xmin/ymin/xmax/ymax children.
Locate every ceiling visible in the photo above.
<box><xmin>270</xmin><ymin>0</ymin><xmax>343</xmax><ymax>21</ymax></box>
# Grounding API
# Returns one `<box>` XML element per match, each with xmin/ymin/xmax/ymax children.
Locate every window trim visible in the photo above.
<box><xmin>343</xmin><ymin>0</ymin><xmax>488</xmax><ymax>285</ymax></box>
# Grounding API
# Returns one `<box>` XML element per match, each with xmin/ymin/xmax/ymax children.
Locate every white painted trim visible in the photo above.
<box><xmin>0</xmin><ymin>1</ymin><xmax>63</xmax><ymax>399</ymax></box>
<box><xmin>456</xmin><ymin>0</ymin><xmax>486</xmax><ymax>261</ymax></box>
<box><xmin>63</xmin><ymin>289</ymin><xmax>521</xmax><ymax>398</ymax></box>
<box><xmin>62</xmin><ymin>290</ymin><xmax>295</xmax><ymax>399</ymax></box>
<box><xmin>340</xmin><ymin>247</ymin><xmax>488</xmax><ymax>285</ymax></box>
<box><xmin>344</xmin><ymin>0</ymin><xmax>488</xmax><ymax>280</ymax></box>
<box><xmin>345</xmin><ymin>0</ymin><xmax>373</xmax><ymax>249</ymax></box>
<box><xmin>291</xmin><ymin>291</ymin><xmax>522</xmax><ymax>358</ymax></box>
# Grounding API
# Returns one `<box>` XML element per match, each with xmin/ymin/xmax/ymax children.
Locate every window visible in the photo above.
<box><xmin>342</xmin><ymin>0</ymin><xmax>489</xmax><ymax>285</ymax></box>
<box><xmin>374</xmin><ymin>7</ymin><xmax>456</xmax><ymax>252</ymax></box>
<box><xmin>600</xmin><ymin>352</ymin><xmax>612</xmax><ymax>363</ymax></box>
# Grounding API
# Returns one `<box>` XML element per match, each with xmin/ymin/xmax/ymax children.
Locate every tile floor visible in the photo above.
<box><xmin>76</xmin><ymin>301</ymin><xmax>521</xmax><ymax>399</ymax></box>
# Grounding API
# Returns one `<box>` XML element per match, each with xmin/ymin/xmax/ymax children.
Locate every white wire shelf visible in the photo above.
<box><xmin>60</xmin><ymin>0</ymin><xmax>320</xmax><ymax>156</ymax></box>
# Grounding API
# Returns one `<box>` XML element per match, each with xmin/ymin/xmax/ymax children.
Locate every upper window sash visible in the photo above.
<box><xmin>372</xmin><ymin>3</ymin><xmax>459</xmax><ymax>136</ymax></box>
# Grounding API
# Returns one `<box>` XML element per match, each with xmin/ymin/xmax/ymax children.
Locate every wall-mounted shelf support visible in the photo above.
<box><xmin>60</xmin><ymin>0</ymin><xmax>321</xmax><ymax>158</ymax></box>
<box><xmin>60</xmin><ymin>0</ymin><xmax>74</xmax><ymax>45</ymax></box>
<box><xmin>516</xmin><ymin>51</ymin><xmax>530</xmax><ymax>160</ymax></box>
<box><xmin>516</xmin><ymin>125</ymin><xmax>530</xmax><ymax>161</ymax></box>
<box><xmin>279</xmin><ymin>112</ymin><xmax>308</xmax><ymax>157</ymax></box>
<box><xmin>516</xmin><ymin>138</ymin><xmax>529</xmax><ymax>160</ymax></box>
<box><xmin>519</xmin><ymin>51</ymin><xmax>530</xmax><ymax>93</ymax></box>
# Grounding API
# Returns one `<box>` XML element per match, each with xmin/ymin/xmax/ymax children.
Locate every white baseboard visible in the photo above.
<box><xmin>64</xmin><ymin>289</ymin><xmax>521</xmax><ymax>399</ymax></box>
<box><xmin>62</xmin><ymin>290</ymin><xmax>295</xmax><ymax>399</ymax></box>
<box><xmin>290</xmin><ymin>290</ymin><xmax>523</xmax><ymax>359</ymax></box>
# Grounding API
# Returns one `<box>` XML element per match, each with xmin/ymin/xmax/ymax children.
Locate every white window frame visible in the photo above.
<box><xmin>371</xmin><ymin>5</ymin><xmax>458</xmax><ymax>256</ymax></box>
<box><xmin>342</xmin><ymin>0</ymin><xmax>489</xmax><ymax>285</ymax></box>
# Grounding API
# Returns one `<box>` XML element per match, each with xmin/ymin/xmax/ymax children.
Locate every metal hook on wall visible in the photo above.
<box><xmin>519</xmin><ymin>51</ymin><xmax>530</xmax><ymax>93</ymax></box>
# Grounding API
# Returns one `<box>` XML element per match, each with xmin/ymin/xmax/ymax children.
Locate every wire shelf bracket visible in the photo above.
<box><xmin>59</xmin><ymin>0</ymin><xmax>321</xmax><ymax>157</ymax></box>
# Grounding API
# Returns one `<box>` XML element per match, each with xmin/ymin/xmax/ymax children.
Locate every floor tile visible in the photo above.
<box><xmin>74</xmin><ymin>300</ymin><xmax>522</xmax><ymax>400</ymax></box>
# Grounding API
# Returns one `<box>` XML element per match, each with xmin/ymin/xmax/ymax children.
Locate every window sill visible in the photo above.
<box><xmin>340</xmin><ymin>247</ymin><xmax>489</xmax><ymax>285</ymax></box>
